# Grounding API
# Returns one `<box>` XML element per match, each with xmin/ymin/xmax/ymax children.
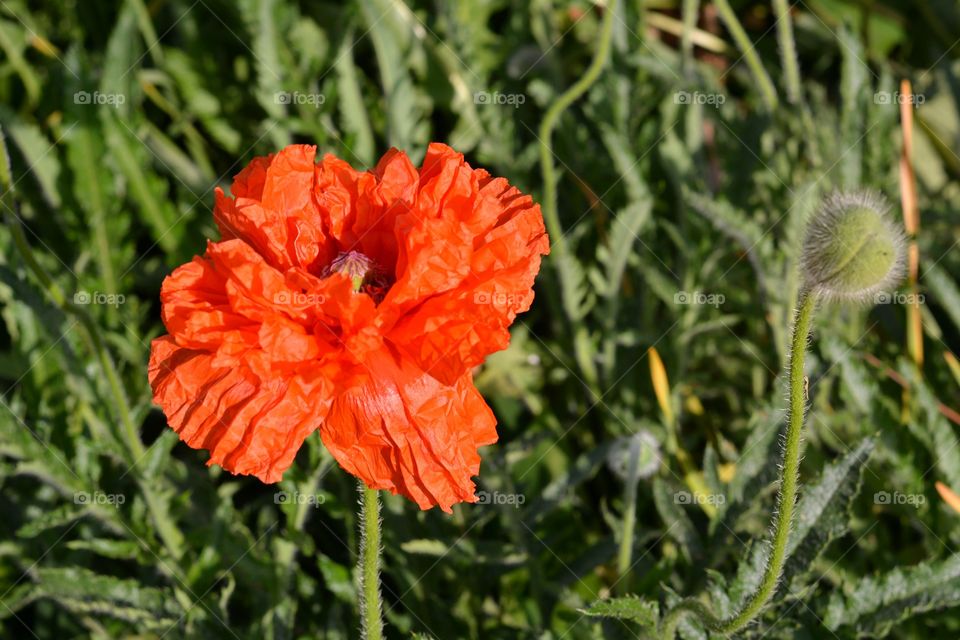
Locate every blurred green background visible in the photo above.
<box><xmin>2</xmin><ymin>0</ymin><xmax>960</xmax><ymax>638</ymax></box>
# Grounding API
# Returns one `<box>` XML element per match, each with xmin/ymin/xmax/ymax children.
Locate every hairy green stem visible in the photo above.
<box><xmin>772</xmin><ymin>0</ymin><xmax>802</xmax><ymax>104</ymax></box>
<box><xmin>719</xmin><ymin>290</ymin><xmax>815</xmax><ymax>632</ymax></box>
<box><xmin>538</xmin><ymin>0</ymin><xmax>618</xmax><ymax>389</ymax></box>
<box><xmin>359</xmin><ymin>485</ymin><xmax>383</xmax><ymax>640</ymax></box>
<box><xmin>713</xmin><ymin>0</ymin><xmax>778</xmax><ymax>111</ymax></box>
<box><xmin>660</xmin><ymin>291</ymin><xmax>817</xmax><ymax>638</ymax></box>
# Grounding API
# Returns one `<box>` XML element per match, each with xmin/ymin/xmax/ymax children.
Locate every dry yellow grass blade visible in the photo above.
<box><xmin>899</xmin><ymin>78</ymin><xmax>924</xmax><ymax>370</ymax></box>
<box><xmin>945</xmin><ymin>352</ymin><xmax>960</xmax><ymax>388</ymax></box>
<box><xmin>935</xmin><ymin>481</ymin><xmax>960</xmax><ymax>514</ymax></box>
<box><xmin>649</xmin><ymin>346</ymin><xmax>674</xmax><ymax>425</ymax></box>
<box><xmin>29</xmin><ymin>34</ymin><xmax>60</xmax><ymax>58</ymax></box>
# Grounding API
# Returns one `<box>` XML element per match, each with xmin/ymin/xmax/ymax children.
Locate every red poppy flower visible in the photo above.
<box><xmin>148</xmin><ymin>143</ymin><xmax>549</xmax><ymax>512</ymax></box>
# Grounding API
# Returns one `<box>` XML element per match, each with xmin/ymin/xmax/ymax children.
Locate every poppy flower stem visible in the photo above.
<box><xmin>358</xmin><ymin>485</ymin><xmax>383</xmax><ymax>640</ymax></box>
<box><xmin>658</xmin><ymin>291</ymin><xmax>817</xmax><ymax>638</ymax></box>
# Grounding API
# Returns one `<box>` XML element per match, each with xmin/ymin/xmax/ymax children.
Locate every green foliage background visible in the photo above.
<box><xmin>1</xmin><ymin>0</ymin><xmax>960</xmax><ymax>638</ymax></box>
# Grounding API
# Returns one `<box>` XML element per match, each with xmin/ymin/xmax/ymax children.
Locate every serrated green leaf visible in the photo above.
<box><xmin>824</xmin><ymin>554</ymin><xmax>960</xmax><ymax>636</ymax></box>
<box><xmin>580</xmin><ymin>595</ymin><xmax>659</xmax><ymax>627</ymax></box>
<box><xmin>16</xmin><ymin>503</ymin><xmax>86</xmax><ymax>538</ymax></box>
<box><xmin>33</xmin><ymin>567</ymin><xmax>181</xmax><ymax>630</ymax></box>
<box><xmin>782</xmin><ymin>436</ymin><xmax>875</xmax><ymax>590</ymax></box>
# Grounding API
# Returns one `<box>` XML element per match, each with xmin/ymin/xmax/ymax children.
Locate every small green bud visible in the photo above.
<box><xmin>799</xmin><ymin>190</ymin><xmax>907</xmax><ymax>303</ymax></box>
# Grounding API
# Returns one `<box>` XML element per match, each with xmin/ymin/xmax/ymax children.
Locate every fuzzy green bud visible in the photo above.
<box><xmin>799</xmin><ymin>190</ymin><xmax>907</xmax><ymax>303</ymax></box>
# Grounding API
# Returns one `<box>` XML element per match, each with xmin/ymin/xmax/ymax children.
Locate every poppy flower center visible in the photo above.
<box><xmin>324</xmin><ymin>250</ymin><xmax>391</xmax><ymax>301</ymax></box>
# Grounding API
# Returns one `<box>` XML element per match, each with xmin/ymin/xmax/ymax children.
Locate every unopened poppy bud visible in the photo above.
<box><xmin>799</xmin><ymin>190</ymin><xmax>907</xmax><ymax>303</ymax></box>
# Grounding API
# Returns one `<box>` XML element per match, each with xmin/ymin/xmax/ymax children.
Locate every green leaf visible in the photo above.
<box><xmin>358</xmin><ymin>0</ymin><xmax>430</xmax><ymax>160</ymax></box>
<box><xmin>16</xmin><ymin>504</ymin><xmax>87</xmax><ymax>538</ymax></box>
<box><xmin>0</xmin><ymin>107</ymin><xmax>61</xmax><ymax>208</ymax></box>
<box><xmin>824</xmin><ymin>554</ymin><xmax>960</xmax><ymax>636</ymax></box>
<box><xmin>600</xmin><ymin>201</ymin><xmax>651</xmax><ymax>301</ymax></box>
<box><xmin>924</xmin><ymin>264</ymin><xmax>960</xmax><ymax>335</ymax></box>
<box><xmin>726</xmin><ymin>437</ymin><xmax>876</xmax><ymax>611</ymax></box>
<box><xmin>0</xmin><ymin>18</ymin><xmax>41</xmax><ymax>109</ymax></box>
<box><xmin>102</xmin><ymin>112</ymin><xmax>181</xmax><ymax>253</ymax></box>
<box><xmin>399</xmin><ymin>539</ymin><xmax>449</xmax><ymax>556</ymax></box>
<box><xmin>712</xmin><ymin>407</ymin><xmax>781</xmax><ymax>534</ymax></box>
<box><xmin>65</xmin><ymin>538</ymin><xmax>141</xmax><ymax>560</ymax></box>
<box><xmin>334</xmin><ymin>29</ymin><xmax>375</xmax><ymax>166</ymax></box>
<box><xmin>580</xmin><ymin>595</ymin><xmax>659</xmax><ymax>628</ymax></box>
<box><xmin>524</xmin><ymin>439</ymin><xmax>616</xmax><ymax>521</ymax></box>
<box><xmin>838</xmin><ymin>25</ymin><xmax>867</xmax><ymax>188</ymax></box>
<box><xmin>33</xmin><ymin>567</ymin><xmax>181</xmax><ymax>630</ymax></box>
<box><xmin>653</xmin><ymin>477</ymin><xmax>702</xmax><ymax>564</ymax></box>
<box><xmin>65</xmin><ymin>116</ymin><xmax>124</xmax><ymax>296</ymax></box>
<box><xmin>781</xmin><ymin>436</ymin><xmax>876</xmax><ymax>591</ymax></box>
<box><xmin>900</xmin><ymin>360</ymin><xmax>960</xmax><ymax>490</ymax></box>
<box><xmin>823</xmin><ymin>338</ymin><xmax>878</xmax><ymax>415</ymax></box>
<box><xmin>239</xmin><ymin>0</ymin><xmax>286</xmax><ymax>121</ymax></box>
<box><xmin>317</xmin><ymin>554</ymin><xmax>356</xmax><ymax>605</ymax></box>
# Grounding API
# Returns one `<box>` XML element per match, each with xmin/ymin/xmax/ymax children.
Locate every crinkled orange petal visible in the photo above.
<box><xmin>320</xmin><ymin>345</ymin><xmax>497</xmax><ymax>513</ymax></box>
<box><xmin>149</xmin><ymin>336</ymin><xmax>337</xmax><ymax>482</ymax></box>
<box><xmin>381</xmin><ymin>143</ymin><xmax>549</xmax><ymax>384</ymax></box>
<box><xmin>215</xmin><ymin>145</ymin><xmax>335</xmax><ymax>272</ymax></box>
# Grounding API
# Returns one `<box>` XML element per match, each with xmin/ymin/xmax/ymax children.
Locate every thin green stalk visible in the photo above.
<box><xmin>0</xmin><ymin>128</ymin><xmax>184</xmax><ymax>560</ymax></box>
<box><xmin>359</xmin><ymin>485</ymin><xmax>383</xmax><ymax>640</ymax></box>
<box><xmin>538</xmin><ymin>0</ymin><xmax>618</xmax><ymax>389</ymax></box>
<box><xmin>659</xmin><ymin>291</ymin><xmax>817</xmax><ymax>638</ymax></box>
<box><xmin>616</xmin><ymin>436</ymin><xmax>641</xmax><ymax>591</ymax></box>
<box><xmin>280</xmin><ymin>467</ymin><xmax>324</xmax><ymax>633</ymax></box>
<box><xmin>681</xmin><ymin>0</ymin><xmax>700</xmax><ymax>78</ymax></box>
<box><xmin>772</xmin><ymin>0</ymin><xmax>802</xmax><ymax>104</ymax></box>
<box><xmin>538</xmin><ymin>0</ymin><xmax>617</xmax><ymax>267</ymax></box>
<box><xmin>713</xmin><ymin>0</ymin><xmax>778</xmax><ymax>111</ymax></box>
